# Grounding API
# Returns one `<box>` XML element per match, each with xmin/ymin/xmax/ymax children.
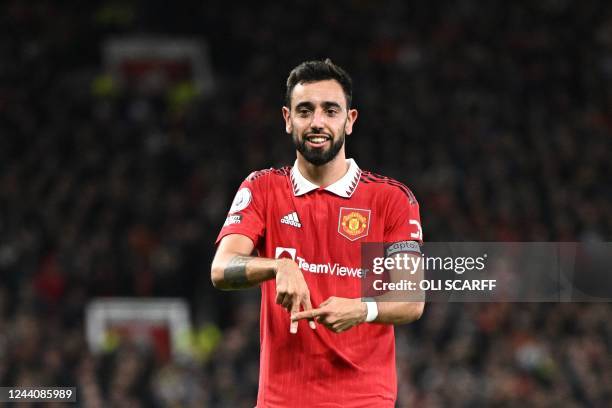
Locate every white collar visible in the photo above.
<box><xmin>290</xmin><ymin>158</ymin><xmax>361</xmax><ymax>198</ymax></box>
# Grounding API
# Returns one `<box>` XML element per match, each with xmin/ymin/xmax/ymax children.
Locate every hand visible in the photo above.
<box><xmin>291</xmin><ymin>296</ymin><xmax>367</xmax><ymax>333</ymax></box>
<box><xmin>275</xmin><ymin>258</ymin><xmax>316</xmax><ymax>333</ymax></box>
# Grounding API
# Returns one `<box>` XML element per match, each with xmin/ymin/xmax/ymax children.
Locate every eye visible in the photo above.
<box><xmin>327</xmin><ymin>109</ymin><xmax>338</xmax><ymax>116</ymax></box>
<box><xmin>297</xmin><ymin>109</ymin><xmax>311</xmax><ymax>117</ymax></box>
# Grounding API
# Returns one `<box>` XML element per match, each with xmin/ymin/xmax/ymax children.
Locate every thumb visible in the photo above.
<box><xmin>319</xmin><ymin>297</ymin><xmax>334</xmax><ymax>307</ymax></box>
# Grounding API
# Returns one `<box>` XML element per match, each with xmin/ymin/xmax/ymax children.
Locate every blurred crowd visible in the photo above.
<box><xmin>1</xmin><ymin>0</ymin><xmax>611</xmax><ymax>406</ymax></box>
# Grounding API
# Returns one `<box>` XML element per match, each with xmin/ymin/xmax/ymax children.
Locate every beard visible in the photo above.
<box><xmin>293</xmin><ymin>130</ymin><xmax>345</xmax><ymax>166</ymax></box>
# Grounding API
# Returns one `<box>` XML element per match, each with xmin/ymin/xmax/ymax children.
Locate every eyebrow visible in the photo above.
<box><xmin>322</xmin><ymin>101</ymin><xmax>342</xmax><ymax>110</ymax></box>
<box><xmin>294</xmin><ymin>101</ymin><xmax>343</xmax><ymax>110</ymax></box>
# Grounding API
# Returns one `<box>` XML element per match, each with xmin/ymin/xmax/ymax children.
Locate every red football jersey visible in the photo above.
<box><xmin>216</xmin><ymin>159</ymin><xmax>422</xmax><ymax>408</ymax></box>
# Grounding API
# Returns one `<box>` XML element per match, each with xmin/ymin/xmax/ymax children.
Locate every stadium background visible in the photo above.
<box><xmin>1</xmin><ymin>0</ymin><xmax>611</xmax><ymax>406</ymax></box>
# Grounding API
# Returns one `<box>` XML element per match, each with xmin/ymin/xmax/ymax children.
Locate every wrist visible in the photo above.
<box><xmin>273</xmin><ymin>259</ymin><xmax>283</xmax><ymax>277</ymax></box>
<box><xmin>359</xmin><ymin>301</ymin><xmax>368</xmax><ymax>323</ymax></box>
<box><xmin>274</xmin><ymin>258</ymin><xmax>293</xmax><ymax>277</ymax></box>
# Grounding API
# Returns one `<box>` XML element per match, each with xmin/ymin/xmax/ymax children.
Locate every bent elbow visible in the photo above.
<box><xmin>398</xmin><ymin>301</ymin><xmax>424</xmax><ymax>325</ymax></box>
<box><xmin>413</xmin><ymin>301</ymin><xmax>425</xmax><ymax>321</ymax></box>
<box><xmin>210</xmin><ymin>263</ymin><xmax>225</xmax><ymax>289</ymax></box>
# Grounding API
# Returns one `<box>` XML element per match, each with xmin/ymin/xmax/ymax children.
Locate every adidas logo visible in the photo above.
<box><xmin>280</xmin><ymin>211</ymin><xmax>302</xmax><ymax>228</ymax></box>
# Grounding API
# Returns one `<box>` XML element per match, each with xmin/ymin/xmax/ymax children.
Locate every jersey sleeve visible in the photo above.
<box><xmin>383</xmin><ymin>185</ymin><xmax>423</xmax><ymax>245</ymax></box>
<box><xmin>215</xmin><ymin>172</ymin><xmax>267</xmax><ymax>247</ymax></box>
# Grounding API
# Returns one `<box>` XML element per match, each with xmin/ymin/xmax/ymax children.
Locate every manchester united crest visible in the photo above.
<box><xmin>338</xmin><ymin>207</ymin><xmax>371</xmax><ymax>241</ymax></box>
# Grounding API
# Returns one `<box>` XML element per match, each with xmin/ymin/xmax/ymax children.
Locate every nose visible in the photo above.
<box><xmin>310</xmin><ymin>108</ymin><xmax>325</xmax><ymax>130</ymax></box>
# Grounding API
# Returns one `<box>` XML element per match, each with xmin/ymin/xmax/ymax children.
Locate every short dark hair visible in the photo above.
<box><xmin>285</xmin><ymin>59</ymin><xmax>353</xmax><ymax>108</ymax></box>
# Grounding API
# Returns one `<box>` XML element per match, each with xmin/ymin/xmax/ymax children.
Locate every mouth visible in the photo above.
<box><xmin>304</xmin><ymin>134</ymin><xmax>331</xmax><ymax>148</ymax></box>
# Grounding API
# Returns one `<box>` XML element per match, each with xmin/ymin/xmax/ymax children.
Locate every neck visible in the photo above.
<box><xmin>296</xmin><ymin>150</ymin><xmax>349</xmax><ymax>188</ymax></box>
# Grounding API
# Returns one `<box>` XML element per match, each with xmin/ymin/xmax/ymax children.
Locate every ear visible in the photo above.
<box><xmin>282</xmin><ymin>106</ymin><xmax>292</xmax><ymax>134</ymax></box>
<box><xmin>344</xmin><ymin>108</ymin><xmax>358</xmax><ymax>135</ymax></box>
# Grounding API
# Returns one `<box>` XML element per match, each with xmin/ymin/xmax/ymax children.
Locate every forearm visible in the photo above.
<box><xmin>373</xmin><ymin>301</ymin><xmax>424</xmax><ymax>325</ymax></box>
<box><xmin>211</xmin><ymin>253</ymin><xmax>277</xmax><ymax>290</ymax></box>
<box><xmin>370</xmin><ymin>251</ymin><xmax>424</xmax><ymax>324</ymax></box>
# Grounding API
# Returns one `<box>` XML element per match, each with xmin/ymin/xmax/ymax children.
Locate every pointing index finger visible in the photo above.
<box><xmin>292</xmin><ymin>308</ymin><xmax>325</xmax><ymax>322</ymax></box>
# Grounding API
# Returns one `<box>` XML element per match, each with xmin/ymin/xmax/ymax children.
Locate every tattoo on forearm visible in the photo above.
<box><xmin>224</xmin><ymin>256</ymin><xmax>251</xmax><ymax>288</ymax></box>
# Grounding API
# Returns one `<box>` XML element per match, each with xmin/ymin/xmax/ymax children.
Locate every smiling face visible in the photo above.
<box><xmin>283</xmin><ymin>79</ymin><xmax>358</xmax><ymax>166</ymax></box>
